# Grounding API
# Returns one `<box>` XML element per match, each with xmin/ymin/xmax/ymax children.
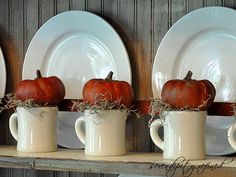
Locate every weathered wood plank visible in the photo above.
<box><xmin>103</xmin><ymin>0</ymin><xmax>118</xmax><ymax>21</ymax></box>
<box><xmin>0</xmin><ymin>1</ymin><xmax>11</xmax><ymax>176</ymax></box>
<box><xmin>71</xmin><ymin>0</ymin><xmax>86</xmax><ymax>10</ymax></box>
<box><xmin>9</xmin><ymin>0</ymin><xmax>24</xmax><ymax>92</ymax></box>
<box><xmin>0</xmin><ymin>168</ymin><xmax>10</xmax><ymax>177</ymax></box>
<box><xmin>130</xmin><ymin>0</ymin><xmax>152</xmax><ymax>152</ymax></box>
<box><xmin>70</xmin><ymin>171</ymin><xmax>86</xmax><ymax>177</ymax></box>
<box><xmin>103</xmin><ymin>174</ymin><xmax>118</xmax><ymax>177</ymax></box>
<box><xmin>10</xmin><ymin>168</ymin><xmax>24</xmax><ymax>177</ymax></box>
<box><xmin>118</xmin><ymin>0</ymin><xmax>136</xmax><ymax>153</ymax></box>
<box><xmin>56</xmin><ymin>0</ymin><xmax>70</xmax><ymax>14</ymax></box>
<box><xmin>24</xmin><ymin>169</ymin><xmax>38</xmax><ymax>177</ymax></box>
<box><xmin>187</xmin><ymin>0</ymin><xmax>204</xmax><ymax>12</ymax></box>
<box><xmin>223</xmin><ymin>0</ymin><xmax>236</xmax><ymax>7</ymax></box>
<box><xmin>24</xmin><ymin>0</ymin><xmax>38</xmax><ymax>60</ymax></box>
<box><xmin>0</xmin><ymin>168</ymin><xmax>9</xmax><ymax>177</ymax></box>
<box><xmin>7</xmin><ymin>11</ymin><xmax>24</xmax><ymax>177</ymax></box>
<box><xmin>40</xmin><ymin>0</ymin><xmax>55</xmax><ymax>25</ymax></box>
<box><xmin>132</xmin><ymin>114</ymin><xmax>152</xmax><ymax>152</ymax></box>
<box><xmin>86</xmin><ymin>173</ymin><xmax>102</xmax><ymax>177</ymax></box>
<box><xmin>0</xmin><ymin>146</ymin><xmax>235</xmax><ymax>177</ymax></box>
<box><xmin>103</xmin><ymin>173</ymin><xmax>118</xmax><ymax>177</ymax></box>
<box><xmin>152</xmin><ymin>0</ymin><xmax>169</xmax><ymax>71</ymax></box>
<box><xmin>0</xmin><ymin>0</ymin><xmax>10</xmax><ymax>148</ymax></box>
<box><xmin>0</xmin><ymin>0</ymin><xmax>10</xmax><ymax>64</ymax></box>
<box><xmin>171</xmin><ymin>0</ymin><xmax>187</xmax><ymax>25</ymax></box>
<box><xmin>37</xmin><ymin>170</ymin><xmax>54</xmax><ymax>177</ymax></box>
<box><xmin>204</xmin><ymin>0</ymin><xmax>223</xmax><ymax>6</ymax></box>
<box><xmin>86</xmin><ymin>0</ymin><xmax>102</xmax><ymax>13</ymax></box>
<box><xmin>118</xmin><ymin>0</ymin><xmax>136</xmax><ymax>85</ymax></box>
<box><xmin>117</xmin><ymin>0</ymin><xmax>151</xmax><ymax>153</ymax></box>
<box><xmin>135</xmin><ymin>0</ymin><xmax>152</xmax><ymax>100</ymax></box>
<box><xmin>54</xmin><ymin>171</ymin><xmax>70</xmax><ymax>177</ymax></box>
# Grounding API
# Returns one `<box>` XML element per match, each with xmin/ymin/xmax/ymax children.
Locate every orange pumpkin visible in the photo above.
<box><xmin>161</xmin><ymin>71</ymin><xmax>216</xmax><ymax>110</ymax></box>
<box><xmin>83</xmin><ymin>71</ymin><xmax>134</xmax><ymax>107</ymax></box>
<box><xmin>16</xmin><ymin>70</ymin><xmax>65</xmax><ymax>105</ymax></box>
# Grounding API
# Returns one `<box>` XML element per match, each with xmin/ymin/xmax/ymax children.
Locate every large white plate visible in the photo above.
<box><xmin>0</xmin><ymin>47</ymin><xmax>6</xmax><ymax>98</ymax></box>
<box><xmin>23</xmin><ymin>11</ymin><xmax>131</xmax><ymax>148</ymax></box>
<box><xmin>152</xmin><ymin>7</ymin><xmax>236</xmax><ymax>155</ymax></box>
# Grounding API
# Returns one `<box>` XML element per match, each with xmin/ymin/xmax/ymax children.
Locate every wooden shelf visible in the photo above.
<box><xmin>0</xmin><ymin>146</ymin><xmax>235</xmax><ymax>177</ymax></box>
<box><xmin>58</xmin><ymin>100</ymin><xmax>236</xmax><ymax>116</ymax></box>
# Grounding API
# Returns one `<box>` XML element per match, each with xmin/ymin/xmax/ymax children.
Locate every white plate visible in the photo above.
<box><xmin>23</xmin><ymin>11</ymin><xmax>131</xmax><ymax>148</ymax></box>
<box><xmin>57</xmin><ymin>111</ymin><xmax>84</xmax><ymax>148</ymax></box>
<box><xmin>206</xmin><ymin>116</ymin><xmax>235</xmax><ymax>156</ymax></box>
<box><xmin>0</xmin><ymin>47</ymin><xmax>6</xmax><ymax>98</ymax></box>
<box><xmin>152</xmin><ymin>7</ymin><xmax>236</xmax><ymax>155</ymax></box>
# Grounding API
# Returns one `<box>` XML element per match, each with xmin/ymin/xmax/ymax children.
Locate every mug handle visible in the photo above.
<box><xmin>150</xmin><ymin>119</ymin><xmax>164</xmax><ymax>150</ymax></box>
<box><xmin>228</xmin><ymin>124</ymin><xmax>236</xmax><ymax>150</ymax></box>
<box><xmin>9</xmin><ymin>113</ymin><xmax>18</xmax><ymax>141</ymax></box>
<box><xmin>75</xmin><ymin>116</ymin><xmax>85</xmax><ymax>145</ymax></box>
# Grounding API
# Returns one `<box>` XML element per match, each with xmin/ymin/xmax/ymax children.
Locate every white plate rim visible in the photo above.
<box><xmin>0</xmin><ymin>47</ymin><xmax>6</xmax><ymax>98</ymax></box>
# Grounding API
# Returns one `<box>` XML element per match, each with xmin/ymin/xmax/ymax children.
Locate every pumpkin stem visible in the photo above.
<box><xmin>36</xmin><ymin>69</ymin><xmax>42</xmax><ymax>79</ymax></box>
<box><xmin>183</xmin><ymin>71</ymin><xmax>193</xmax><ymax>80</ymax></box>
<box><xmin>105</xmin><ymin>71</ymin><xmax>113</xmax><ymax>81</ymax></box>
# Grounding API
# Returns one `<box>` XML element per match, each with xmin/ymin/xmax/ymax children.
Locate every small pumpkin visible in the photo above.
<box><xmin>16</xmin><ymin>70</ymin><xmax>66</xmax><ymax>105</ymax></box>
<box><xmin>161</xmin><ymin>71</ymin><xmax>216</xmax><ymax>110</ymax></box>
<box><xmin>83</xmin><ymin>71</ymin><xmax>134</xmax><ymax>107</ymax></box>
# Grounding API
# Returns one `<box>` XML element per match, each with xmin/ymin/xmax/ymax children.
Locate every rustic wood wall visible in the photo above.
<box><xmin>0</xmin><ymin>0</ymin><xmax>235</xmax><ymax>177</ymax></box>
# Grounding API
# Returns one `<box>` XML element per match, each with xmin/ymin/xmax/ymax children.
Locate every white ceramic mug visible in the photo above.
<box><xmin>150</xmin><ymin>111</ymin><xmax>207</xmax><ymax>160</ymax></box>
<box><xmin>9</xmin><ymin>106</ymin><xmax>58</xmax><ymax>152</ymax></box>
<box><xmin>75</xmin><ymin>109</ymin><xmax>127</xmax><ymax>156</ymax></box>
<box><xmin>227</xmin><ymin>124</ymin><xmax>236</xmax><ymax>151</ymax></box>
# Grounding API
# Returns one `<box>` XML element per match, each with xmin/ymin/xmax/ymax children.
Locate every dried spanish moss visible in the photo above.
<box><xmin>0</xmin><ymin>93</ymin><xmax>52</xmax><ymax>113</ymax></box>
<box><xmin>71</xmin><ymin>93</ymin><xmax>139</xmax><ymax>118</ymax></box>
<box><xmin>148</xmin><ymin>98</ymin><xmax>171</xmax><ymax>126</ymax></box>
<box><xmin>148</xmin><ymin>98</ymin><xmax>209</xmax><ymax>126</ymax></box>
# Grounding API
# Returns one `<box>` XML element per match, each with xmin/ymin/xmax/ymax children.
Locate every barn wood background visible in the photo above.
<box><xmin>0</xmin><ymin>0</ymin><xmax>235</xmax><ymax>176</ymax></box>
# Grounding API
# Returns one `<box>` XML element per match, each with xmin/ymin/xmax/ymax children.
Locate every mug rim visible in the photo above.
<box><xmin>16</xmin><ymin>106</ymin><xmax>58</xmax><ymax>111</ymax></box>
<box><xmin>163</xmin><ymin>110</ymin><xmax>206</xmax><ymax>114</ymax></box>
<box><xmin>83</xmin><ymin>109</ymin><xmax>127</xmax><ymax>114</ymax></box>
